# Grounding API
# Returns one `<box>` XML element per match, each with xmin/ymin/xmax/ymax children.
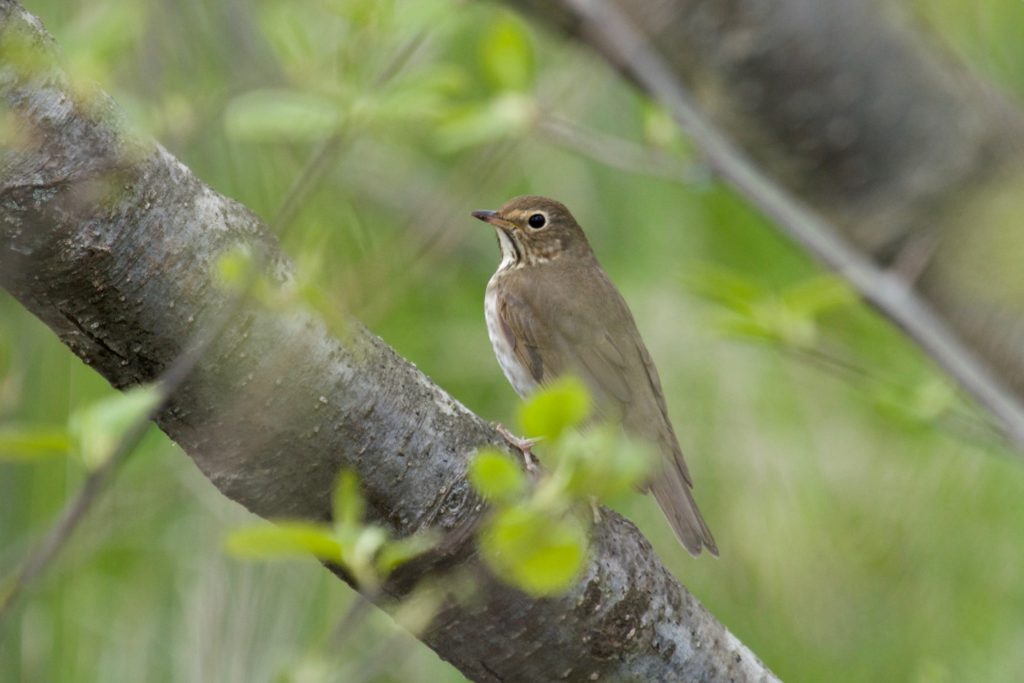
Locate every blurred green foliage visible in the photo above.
<box><xmin>468</xmin><ymin>449</ymin><xmax>526</xmax><ymax>503</ymax></box>
<box><xmin>68</xmin><ymin>384</ymin><xmax>162</xmax><ymax>470</ymax></box>
<box><xmin>469</xmin><ymin>379</ymin><xmax>652</xmax><ymax>596</ymax></box>
<box><xmin>478</xmin><ymin>502</ymin><xmax>587</xmax><ymax>596</ymax></box>
<box><xmin>226</xmin><ymin>470</ymin><xmax>436</xmax><ymax>589</ymax></box>
<box><xmin>517</xmin><ymin>374</ymin><xmax>591</xmax><ymax>442</ymax></box>
<box><xmin>3</xmin><ymin>0</ymin><xmax>1024</xmax><ymax>682</ymax></box>
<box><xmin>688</xmin><ymin>267</ymin><xmax>856</xmax><ymax>349</ymax></box>
<box><xmin>0</xmin><ymin>428</ymin><xmax>69</xmax><ymax>463</ymax></box>
<box><xmin>0</xmin><ymin>384</ymin><xmax>160</xmax><ymax>468</ymax></box>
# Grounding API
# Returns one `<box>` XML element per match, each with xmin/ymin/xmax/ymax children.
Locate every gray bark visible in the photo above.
<box><xmin>506</xmin><ymin>0</ymin><xmax>1024</xmax><ymax>400</ymax></box>
<box><xmin>0</xmin><ymin>3</ymin><xmax>775</xmax><ymax>682</ymax></box>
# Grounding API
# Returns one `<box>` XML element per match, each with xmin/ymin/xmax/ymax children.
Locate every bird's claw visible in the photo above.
<box><xmin>493</xmin><ymin>422</ymin><xmax>540</xmax><ymax>472</ymax></box>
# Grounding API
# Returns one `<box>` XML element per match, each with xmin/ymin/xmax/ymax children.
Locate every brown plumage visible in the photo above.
<box><xmin>473</xmin><ymin>195</ymin><xmax>717</xmax><ymax>557</ymax></box>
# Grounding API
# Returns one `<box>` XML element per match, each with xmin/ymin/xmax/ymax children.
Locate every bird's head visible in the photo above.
<box><xmin>472</xmin><ymin>195</ymin><xmax>592</xmax><ymax>268</ymax></box>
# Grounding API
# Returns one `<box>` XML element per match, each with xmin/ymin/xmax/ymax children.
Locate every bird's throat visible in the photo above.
<box><xmin>495</xmin><ymin>227</ymin><xmax>521</xmax><ymax>270</ymax></box>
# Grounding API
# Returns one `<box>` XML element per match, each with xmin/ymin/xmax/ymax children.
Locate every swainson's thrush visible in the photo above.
<box><xmin>473</xmin><ymin>195</ymin><xmax>717</xmax><ymax>557</ymax></box>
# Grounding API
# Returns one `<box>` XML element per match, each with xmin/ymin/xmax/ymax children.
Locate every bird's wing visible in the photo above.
<box><xmin>633</xmin><ymin>340</ymin><xmax>691</xmax><ymax>485</ymax></box>
<box><xmin>498</xmin><ymin>287</ymin><xmax>631</xmax><ymax>418</ymax></box>
<box><xmin>503</xmin><ymin>267</ymin><xmax>716</xmax><ymax>556</ymax></box>
<box><xmin>496</xmin><ymin>292</ymin><xmax>567</xmax><ymax>385</ymax></box>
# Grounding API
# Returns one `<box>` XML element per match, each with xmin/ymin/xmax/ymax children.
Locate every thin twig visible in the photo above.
<box><xmin>783</xmin><ymin>345</ymin><xmax>1003</xmax><ymax>444</ymax></box>
<box><xmin>538</xmin><ymin>114</ymin><xmax>700</xmax><ymax>184</ymax></box>
<box><xmin>270</xmin><ymin>31</ymin><xmax>427</xmax><ymax>232</ymax></box>
<box><xmin>271</xmin><ymin>134</ymin><xmax>348</xmax><ymax>231</ymax></box>
<box><xmin>348</xmin><ymin>631</ymin><xmax>413</xmax><ymax>683</ymax></box>
<box><xmin>327</xmin><ymin>592</ymin><xmax>376</xmax><ymax>648</ymax></box>
<box><xmin>564</xmin><ymin>0</ymin><xmax>1024</xmax><ymax>453</ymax></box>
<box><xmin>0</xmin><ymin>301</ymin><xmax>226</xmax><ymax>622</ymax></box>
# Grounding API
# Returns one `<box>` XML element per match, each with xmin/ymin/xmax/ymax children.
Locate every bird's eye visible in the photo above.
<box><xmin>527</xmin><ymin>213</ymin><xmax>546</xmax><ymax>229</ymax></box>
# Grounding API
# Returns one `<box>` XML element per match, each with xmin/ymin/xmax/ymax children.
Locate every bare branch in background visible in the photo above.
<box><xmin>538</xmin><ymin>114</ymin><xmax>700</xmax><ymax>184</ymax></box>
<box><xmin>511</xmin><ymin>0</ymin><xmax>1024</xmax><ymax>454</ymax></box>
<box><xmin>0</xmin><ymin>3</ymin><xmax>776</xmax><ymax>681</ymax></box>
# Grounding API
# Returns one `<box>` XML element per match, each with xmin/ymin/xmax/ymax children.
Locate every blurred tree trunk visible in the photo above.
<box><xmin>0</xmin><ymin>2</ymin><xmax>776</xmax><ymax>682</ymax></box>
<box><xmin>507</xmin><ymin>0</ymin><xmax>1024</xmax><ymax>398</ymax></box>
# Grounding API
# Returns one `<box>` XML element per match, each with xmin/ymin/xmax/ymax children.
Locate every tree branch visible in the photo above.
<box><xmin>551</xmin><ymin>0</ymin><xmax>1024</xmax><ymax>451</ymax></box>
<box><xmin>0</xmin><ymin>3</ymin><xmax>775</xmax><ymax>681</ymax></box>
<box><xmin>503</xmin><ymin>0</ymin><xmax>1024</xmax><ymax>446</ymax></box>
<box><xmin>503</xmin><ymin>0</ymin><xmax>1024</xmax><ymax>243</ymax></box>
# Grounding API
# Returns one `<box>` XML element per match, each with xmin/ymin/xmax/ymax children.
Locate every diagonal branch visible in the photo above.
<box><xmin>555</xmin><ymin>0</ymin><xmax>1024</xmax><ymax>451</ymax></box>
<box><xmin>0</xmin><ymin>3</ymin><xmax>776</xmax><ymax>681</ymax></box>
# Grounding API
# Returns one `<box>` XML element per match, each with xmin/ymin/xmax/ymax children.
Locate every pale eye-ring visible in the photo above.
<box><xmin>527</xmin><ymin>213</ymin><xmax>546</xmax><ymax>229</ymax></box>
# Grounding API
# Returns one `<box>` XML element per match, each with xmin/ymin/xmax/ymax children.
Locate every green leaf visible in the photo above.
<box><xmin>780</xmin><ymin>276</ymin><xmax>855</xmax><ymax>316</ymax></box>
<box><xmin>214</xmin><ymin>244</ymin><xmax>256</xmax><ymax>289</ymax></box>
<box><xmin>689</xmin><ymin>268</ymin><xmax>855</xmax><ymax>350</ymax></box>
<box><xmin>68</xmin><ymin>384</ymin><xmax>163</xmax><ymax>470</ymax></box>
<box><xmin>391</xmin><ymin>584</ymin><xmax>444</xmax><ymax>636</ymax></box>
<box><xmin>684</xmin><ymin>264</ymin><xmax>762</xmax><ymax>313</ymax></box>
<box><xmin>224</xmin><ymin>89</ymin><xmax>341</xmax><ymax>142</ymax></box>
<box><xmin>480</xmin><ymin>505</ymin><xmax>587</xmax><ymax>596</ymax></box>
<box><xmin>349</xmin><ymin>526</ymin><xmax>388</xmax><ymax>572</ymax></box>
<box><xmin>434</xmin><ymin>93</ymin><xmax>536</xmax><ymax>152</ymax></box>
<box><xmin>873</xmin><ymin>377</ymin><xmax>957</xmax><ymax>427</ymax></box>
<box><xmin>555</xmin><ymin>427</ymin><xmax>656</xmax><ymax>501</ymax></box>
<box><xmin>479</xmin><ymin>15</ymin><xmax>535</xmax><ymax>92</ymax></box>
<box><xmin>354</xmin><ymin>65</ymin><xmax>466</xmax><ymax>127</ymax></box>
<box><xmin>332</xmin><ymin>469</ymin><xmax>364</xmax><ymax>530</ymax></box>
<box><xmin>0</xmin><ymin>427</ymin><xmax>71</xmax><ymax>462</ymax></box>
<box><xmin>518</xmin><ymin>375</ymin><xmax>592</xmax><ymax>441</ymax></box>
<box><xmin>469</xmin><ymin>448</ymin><xmax>526</xmax><ymax>502</ymax></box>
<box><xmin>225</xmin><ymin>521</ymin><xmax>343</xmax><ymax>563</ymax></box>
<box><xmin>715</xmin><ymin>316</ymin><xmax>784</xmax><ymax>344</ymax></box>
<box><xmin>642</xmin><ymin>102</ymin><xmax>680</xmax><ymax>148</ymax></box>
<box><xmin>753</xmin><ymin>300</ymin><xmax>817</xmax><ymax>348</ymax></box>
<box><xmin>910</xmin><ymin>378</ymin><xmax>956</xmax><ymax>421</ymax></box>
<box><xmin>376</xmin><ymin>532</ymin><xmax>438</xmax><ymax>576</ymax></box>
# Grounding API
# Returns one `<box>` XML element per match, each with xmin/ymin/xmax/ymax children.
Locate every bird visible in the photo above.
<box><xmin>472</xmin><ymin>195</ymin><xmax>717</xmax><ymax>557</ymax></box>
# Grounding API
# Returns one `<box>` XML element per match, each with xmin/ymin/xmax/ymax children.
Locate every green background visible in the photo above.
<box><xmin>3</xmin><ymin>0</ymin><xmax>1024</xmax><ymax>680</ymax></box>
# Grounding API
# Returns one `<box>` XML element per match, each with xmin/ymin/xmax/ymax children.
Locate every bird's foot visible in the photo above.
<box><xmin>493</xmin><ymin>422</ymin><xmax>540</xmax><ymax>472</ymax></box>
<box><xmin>589</xmin><ymin>496</ymin><xmax>602</xmax><ymax>525</ymax></box>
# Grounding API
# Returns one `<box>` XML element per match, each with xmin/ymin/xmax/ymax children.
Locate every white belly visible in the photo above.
<box><xmin>485</xmin><ymin>281</ymin><xmax>538</xmax><ymax>398</ymax></box>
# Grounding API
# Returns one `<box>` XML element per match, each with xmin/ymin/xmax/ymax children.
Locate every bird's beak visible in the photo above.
<box><xmin>472</xmin><ymin>209</ymin><xmax>515</xmax><ymax>232</ymax></box>
<box><xmin>472</xmin><ymin>209</ymin><xmax>499</xmax><ymax>224</ymax></box>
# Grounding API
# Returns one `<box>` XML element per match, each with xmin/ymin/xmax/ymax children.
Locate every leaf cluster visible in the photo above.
<box><xmin>468</xmin><ymin>377</ymin><xmax>654</xmax><ymax>596</ymax></box>
<box><xmin>226</xmin><ymin>470</ymin><xmax>437</xmax><ymax>590</ymax></box>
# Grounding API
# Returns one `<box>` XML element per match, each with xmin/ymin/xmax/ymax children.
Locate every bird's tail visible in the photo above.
<box><xmin>650</xmin><ymin>463</ymin><xmax>718</xmax><ymax>557</ymax></box>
